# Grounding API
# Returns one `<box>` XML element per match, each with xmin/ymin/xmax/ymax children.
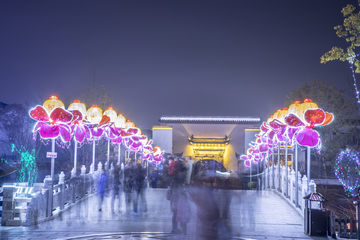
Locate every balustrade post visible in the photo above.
<box><xmin>297</xmin><ymin>171</ymin><xmax>301</xmax><ymax>208</ymax></box>
<box><xmin>290</xmin><ymin>169</ymin><xmax>295</xmax><ymax>203</ymax></box>
<box><xmin>282</xmin><ymin>166</ymin><xmax>286</xmax><ymax>194</ymax></box>
<box><xmin>302</xmin><ymin>175</ymin><xmax>308</xmax><ymax>210</ymax></box>
<box><xmin>43</xmin><ymin>175</ymin><xmax>53</xmax><ymax>218</ymax></box>
<box><xmin>59</xmin><ymin>171</ymin><xmax>65</xmax><ymax>210</ymax></box>
<box><xmin>81</xmin><ymin>165</ymin><xmax>86</xmax><ymax>197</ymax></box>
<box><xmin>98</xmin><ymin>162</ymin><xmax>103</xmax><ymax>174</ymax></box>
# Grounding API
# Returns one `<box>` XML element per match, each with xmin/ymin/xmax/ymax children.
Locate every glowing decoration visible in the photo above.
<box><xmin>68</xmin><ymin>110</ymin><xmax>89</xmax><ymax>143</ymax></box>
<box><xmin>288</xmin><ymin>101</ymin><xmax>301</xmax><ymax>115</ymax></box>
<box><xmin>86</xmin><ymin>105</ymin><xmax>102</xmax><ymax>124</ymax></box>
<box><xmin>30</xmin><ymin>105</ymin><xmax>73</xmax><ymax>142</ymax></box>
<box><xmin>12</xmin><ymin>144</ymin><xmax>37</xmax><ymax>187</ymax></box>
<box><xmin>297</xmin><ymin>99</ymin><xmax>318</xmax><ymax>122</ymax></box>
<box><xmin>115</xmin><ymin>114</ymin><xmax>126</xmax><ymax>129</ymax></box>
<box><xmin>273</xmin><ymin>108</ymin><xmax>289</xmax><ymax>124</ymax></box>
<box><xmin>103</xmin><ymin>107</ymin><xmax>117</xmax><ymax>122</ymax></box>
<box><xmin>125</xmin><ymin>120</ymin><xmax>135</xmax><ymax>129</ymax></box>
<box><xmin>335</xmin><ymin>148</ymin><xmax>360</xmax><ymax>197</ymax></box>
<box><xmin>43</xmin><ymin>95</ymin><xmax>65</xmax><ymax>114</ymax></box>
<box><xmin>285</xmin><ymin>108</ymin><xmax>333</xmax><ymax>147</ymax></box>
<box><xmin>160</xmin><ymin>116</ymin><xmax>261</xmax><ymax>122</ymax></box>
<box><xmin>68</xmin><ymin>100</ymin><xmax>87</xmax><ymax>117</ymax></box>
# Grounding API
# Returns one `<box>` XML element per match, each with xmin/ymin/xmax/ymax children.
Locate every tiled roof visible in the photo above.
<box><xmin>159</xmin><ymin>116</ymin><xmax>261</xmax><ymax>124</ymax></box>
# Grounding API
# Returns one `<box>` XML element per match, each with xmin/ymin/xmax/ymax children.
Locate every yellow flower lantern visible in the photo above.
<box><xmin>115</xmin><ymin>114</ymin><xmax>126</xmax><ymax>129</ymax></box>
<box><xmin>288</xmin><ymin>101</ymin><xmax>301</xmax><ymax>117</ymax></box>
<box><xmin>298</xmin><ymin>99</ymin><xmax>318</xmax><ymax>122</ymax></box>
<box><xmin>86</xmin><ymin>105</ymin><xmax>102</xmax><ymax>124</ymax></box>
<box><xmin>68</xmin><ymin>100</ymin><xmax>87</xmax><ymax>117</ymax></box>
<box><xmin>43</xmin><ymin>95</ymin><xmax>65</xmax><ymax>113</ymax></box>
<box><xmin>125</xmin><ymin>120</ymin><xmax>135</xmax><ymax>129</ymax></box>
<box><xmin>103</xmin><ymin>107</ymin><xmax>117</xmax><ymax>122</ymax></box>
<box><xmin>273</xmin><ymin>108</ymin><xmax>288</xmax><ymax>124</ymax></box>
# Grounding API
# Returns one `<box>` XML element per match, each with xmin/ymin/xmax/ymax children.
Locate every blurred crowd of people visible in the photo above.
<box><xmin>96</xmin><ymin>155</ymin><xmax>233</xmax><ymax>239</ymax></box>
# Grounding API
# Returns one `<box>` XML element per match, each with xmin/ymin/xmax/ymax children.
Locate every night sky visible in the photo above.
<box><xmin>1</xmin><ymin>0</ymin><xmax>357</xmax><ymax>129</ymax></box>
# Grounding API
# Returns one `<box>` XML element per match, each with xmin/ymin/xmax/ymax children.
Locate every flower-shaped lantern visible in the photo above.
<box><xmin>285</xmin><ymin>107</ymin><xmax>333</xmax><ymax>147</ymax></box>
<box><xmin>86</xmin><ymin>105</ymin><xmax>102</xmax><ymax>124</ymax></box>
<box><xmin>67</xmin><ymin>100</ymin><xmax>89</xmax><ymax>143</ymax></box>
<box><xmin>43</xmin><ymin>95</ymin><xmax>65</xmax><ymax>114</ymax></box>
<box><xmin>68</xmin><ymin>100</ymin><xmax>86</xmax><ymax>117</ymax></box>
<box><xmin>30</xmin><ymin>96</ymin><xmax>73</xmax><ymax>142</ymax></box>
<box><xmin>86</xmin><ymin>105</ymin><xmax>110</xmax><ymax>140</ymax></box>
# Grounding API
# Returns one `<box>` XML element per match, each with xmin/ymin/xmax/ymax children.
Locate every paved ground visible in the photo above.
<box><xmin>0</xmin><ymin>189</ymin><xmax>329</xmax><ymax>240</ymax></box>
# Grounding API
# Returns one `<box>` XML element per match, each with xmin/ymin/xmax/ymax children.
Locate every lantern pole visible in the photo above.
<box><xmin>117</xmin><ymin>143</ymin><xmax>121</xmax><ymax>165</ymax></box>
<box><xmin>73</xmin><ymin>140</ymin><xmax>78</xmax><ymax>177</ymax></box>
<box><xmin>51</xmin><ymin>138</ymin><xmax>55</xmax><ymax>180</ymax></box>
<box><xmin>250</xmin><ymin>160</ymin><xmax>252</xmax><ymax>182</ymax></box>
<box><xmin>257</xmin><ymin>161</ymin><xmax>259</xmax><ymax>190</ymax></box>
<box><xmin>307</xmin><ymin>146</ymin><xmax>311</xmax><ymax>193</ymax></box>
<box><xmin>272</xmin><ymin>142</ymin><xmax>275</xmax><ymax>189</ymax></box>
<box><xmin>295</xmin><ymin>142</ymin><xmax>299</xmax><ymax>207</ymax></box>
<box><xmin>49</xmin><ymin>138</ymin><xmax>55</xmax><ymax>217</ymax></box>
<box><xmin>285</xmin><ymin>138</ymin><xmax>288</xmax><ymax>197</ymax></box>
<box><xmin>92</xmin><ymin>138</ymin><xmax>96</xmax><ymax>173</ymax></box>
<box><xmin>278</xmin><ymin>142</ymin><xmax>281</xmax><ymax>191</ymax></box>
<box><xmin>263</xmin><ymin>154</ymin><xmax>265</xmax><ymax>190</ymax></box>
<box><xmin>106</xmin><ymin>131</ymin><xmax>110</xmax><ymax>170</ymax></box>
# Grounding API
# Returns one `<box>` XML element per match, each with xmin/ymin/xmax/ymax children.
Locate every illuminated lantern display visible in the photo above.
<box><xmin>297</xmin><ymin>99</ymin><xmax>318</xmax><ymax>122</ymax></box>
<box><xmin>86</xmin><ymin>105</ymin><xmax>102</xmax><ymax>124</ymax></box>
<box><xmin>288</xmin><ymin>101</ymin><xmax>301</xmax><ymax>116</ymax></box>
<box><xmin>29</xmin><ymin>96</ymin><xmax>164</xmax><ymax>178</ymax></box>
<box><xmin>43</xmin><ymin>95</ymin><xmax>65</xmax><ymax>114</ymax></box>
<box><xmin>273</xmin><ymin>108</ymin><xmax>288</xmax><ymax>124</ymax></box>
<box><xmin>30</xmin><ymin>104</ymin><xmax>73</xmax><ymax>142</ymax></box>
<box><xmin>285</xmin><ymin>108</ymin><xmax>333</xmax><ymax>147</ymax></box>
<box><xmin>68</xmin><ymin>100</ymin><xmax>87</xmax><ymax>117</ymax></box>
<box><xmin>125</xmin><ymin>120</ymin><xmax>135</xmax><ymax>129</ymax></box>
<box><xmin>103</xmin><ymin>107</ymin><xmax>117</xmax><ymax>122</ymax></box>
<box><xmin>29</xmin><ymin>95</ymin><xmax>73</xmax><ymax>202</ymax></box>
<box><xmin>115</xmin><ymin>114</ymin><xmax>126</xmax><ymax>129</ymax></box>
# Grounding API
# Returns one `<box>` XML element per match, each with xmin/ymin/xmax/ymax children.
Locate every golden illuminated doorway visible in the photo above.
<box><xmin>188</xmin><ymin>135</ymin><xmax>230</xmax><ymax>164</ymax></box>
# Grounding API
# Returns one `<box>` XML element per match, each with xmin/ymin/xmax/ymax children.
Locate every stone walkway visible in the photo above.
<box><xmin>0</xmin><ymin>189</ymin><xmax>329</xmax><ymax>239</ymax></box>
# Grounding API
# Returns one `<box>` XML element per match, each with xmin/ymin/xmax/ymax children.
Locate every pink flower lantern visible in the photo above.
<box><xmin>30</xmin><ymin>97</ymin><xmax>73</xmax><ymax>143</ymax></box>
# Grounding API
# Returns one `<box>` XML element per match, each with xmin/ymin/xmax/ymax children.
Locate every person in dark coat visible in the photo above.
<box><xmin>123</xmin><ymin>162</ymin><xmax>134</xmax><ymax>213</ymax></box>
<box><xmin>150</xmin><ymin>170</ymin><xmax>159</xmax><ymax>188</ymax></box>
<box><xmin>132</xmin><ymin>163</ymin><xmax>147</xmax><ymax>214</ymax></box>
<box><xmin>98</xmin><ymin>168</ymin><xmax>108</xmax><ymax>211</ymax></box>
<box><xmin>176</xmin><ymin>186</ymin><xmax>191</xmax><ymax>236</ymax></box>
<box><xmin>111</xmin><ymin>163</ymin><xmax>121</xmax><ymax>212</ymax></box>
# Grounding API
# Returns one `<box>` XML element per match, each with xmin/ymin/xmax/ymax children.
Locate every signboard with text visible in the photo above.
<box><xmin>46</xmin><ymin>152</ymin><xmax>57</xmax><ymax>158</ymax></box>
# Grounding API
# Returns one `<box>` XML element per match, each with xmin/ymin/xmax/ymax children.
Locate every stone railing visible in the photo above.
<box><xmin>264</xmin><ymin>164</ymin><xmax>315</xmax><ymax>217</ymax></box>
<box><xmin>2</xmin><ymin>162</ymin><xmax>113</xmax><ymax>226</ymax></box>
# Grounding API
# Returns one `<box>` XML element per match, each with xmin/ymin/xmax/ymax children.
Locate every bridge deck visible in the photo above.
<box><xmin>0</xmin><ymin>189</ymin><xmax>327</xmax><ymax>239</ymax></box>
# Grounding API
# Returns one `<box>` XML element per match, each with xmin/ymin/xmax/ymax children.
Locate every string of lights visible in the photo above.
<box><xmin>334</xmin><ymin>148</ymin><xmax>360</xmax><ymax>197</ymax></box>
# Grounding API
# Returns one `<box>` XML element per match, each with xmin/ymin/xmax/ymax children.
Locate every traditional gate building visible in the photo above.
<box><xmin>152</xmin><ymin>116</ymin><xmax>261</xmax><ymax>173</ymax></box>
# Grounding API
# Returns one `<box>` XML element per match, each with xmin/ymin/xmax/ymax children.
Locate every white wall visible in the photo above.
<box><xmin>152</xmin><ymin>127</ymin><xmax>173</xmax><ymax>154</ymax></box>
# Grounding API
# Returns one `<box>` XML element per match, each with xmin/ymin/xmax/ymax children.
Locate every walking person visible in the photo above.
<box><xmin>98</xmin><ymin>168</ymin><xmax>108</xmax><ymax>212</ymax></box>
<box><xmin>176</xmin><ymin>186</ymin><xmax>191</xmax><ymax>236</ymax></box>
<box><xmin>132</xmin><ymin>163</ymin><xmax>147</xmax><ymax>214</ymax></box>
<box><xmin>150</xmin><ymin>169</ymin><xmax>159</xmax><ymax>188</ymax></box>
<box><xmin>111</xmin><ymin>163</ymin><xmax>121</xmax><ymax>212</ymax></box>
<box><xmin>123</xmin><ymin>162</ymin><xmax>134</xmax><ymax>213</ymax></box>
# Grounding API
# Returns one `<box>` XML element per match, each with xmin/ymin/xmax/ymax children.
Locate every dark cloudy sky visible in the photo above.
<box><xmin>0</xmin><ymin>0</ymin><xmax>357</xmax><ymax>129</ymax></box>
